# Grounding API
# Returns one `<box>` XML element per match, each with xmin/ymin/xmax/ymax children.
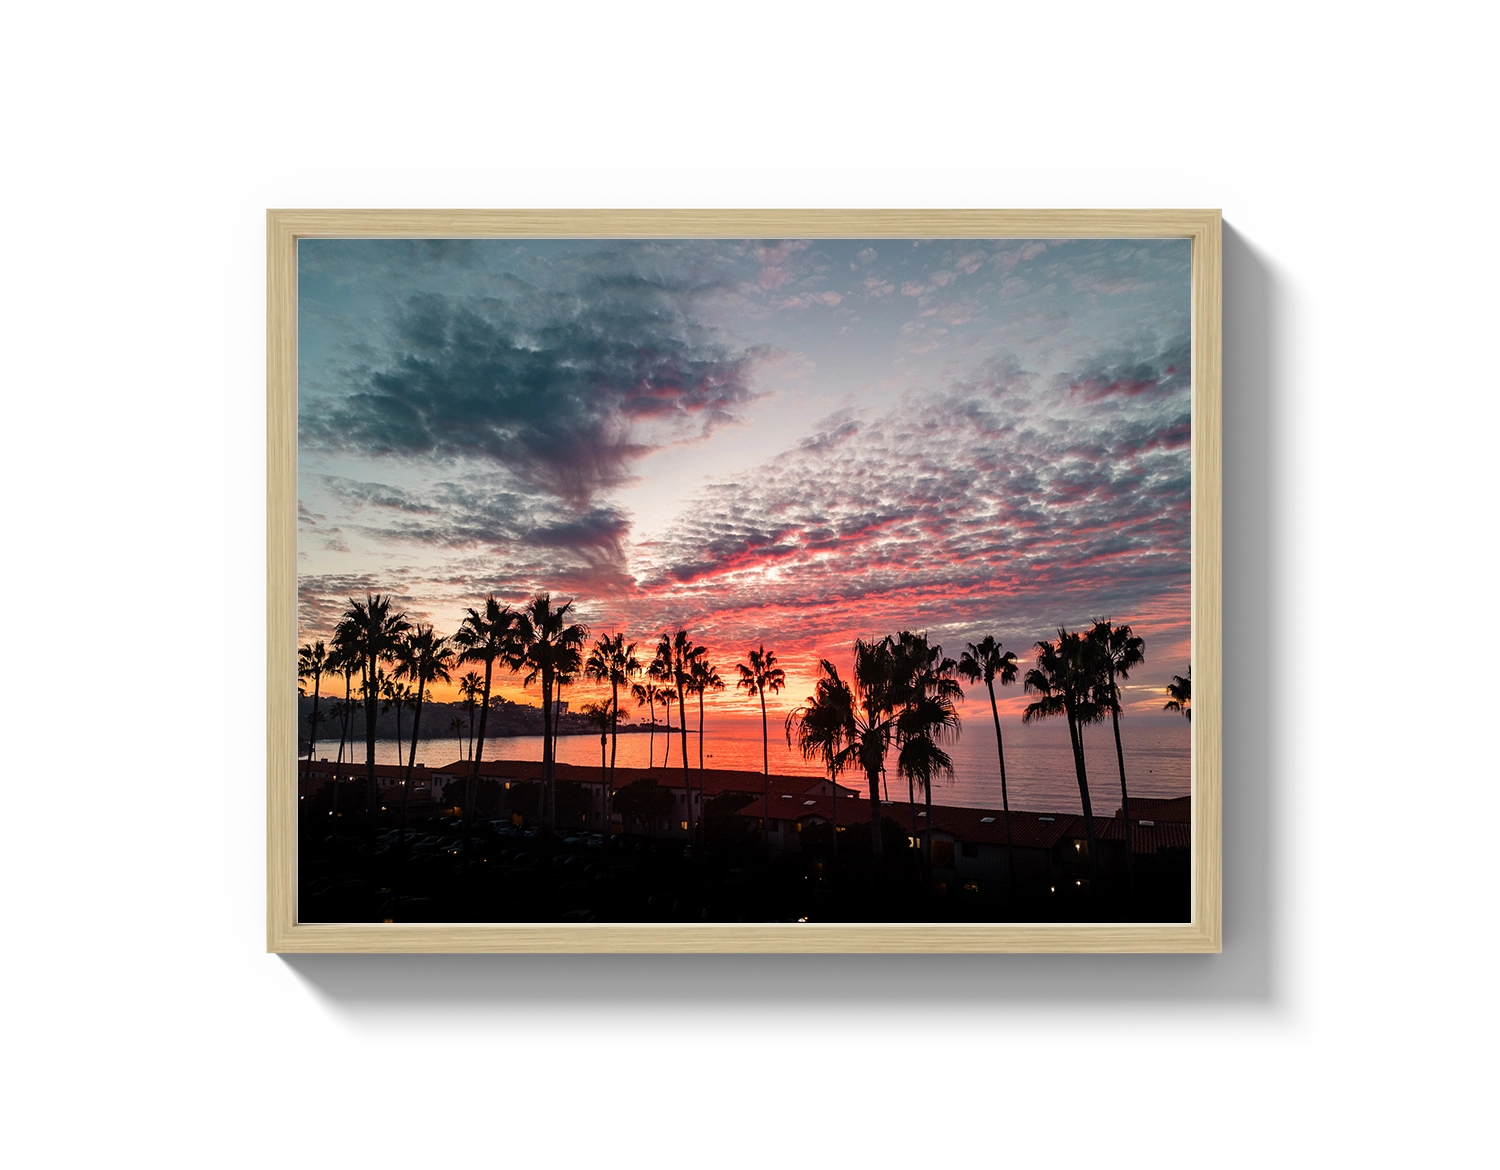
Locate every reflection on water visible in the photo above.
<box><xmin>311</xmin><ymin>713</ymin><xmax>1190</xmax><ymax>815</ymax></box>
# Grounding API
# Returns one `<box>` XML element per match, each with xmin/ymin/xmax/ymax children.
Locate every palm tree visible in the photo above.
<box><xmin>690</xmin><ymin>656</ymin><xmax>724</xmax><ymax>780</ymax></box>
<box><xmin>518</xmin><ymin>594</ymin><xmax>588</xmax><ymax>831</ymax></box>
<box><xmin>655</xmin><ymin>685</ymin><xmax>676</xmax><ymax>770</ymax></box>
<box><xmin>736</xmin><ymin>644</ymin><xmax>786</xmax><ymax>858</ymax></box>
<box><xmin>1164</xmin><ymin>669</ymin><xmax>1191</xmax><ymax>721</ymax></box>
<box><xmin>582</xmin><ymin>700</ymin><xmax>612</xmax><ymax>825</ymax></box>
<box><xmin>325</xmin><ymin>636</ymin><xmax>359</xmax><ymax>821</ymax></box>
<box><xmin>447</xmin><ymin>713</ymin><xmax>465</xmax><ymax>762</ymax></box>
<box><xmin>656</xmin><ymin>631</ymin><xmax>702</xmax><ymax>842</ymax></box>
<box><xmin>298</xmin><ymin>641</ymin><xmax>327</xmax><ymax>764</ymax></box>
<box><xmin>785</xmin><ymin>664</ymin><xmax>855</xmax><ymax>864</ymax></box>
<box><xmin>784</xmin><ymin>640</ymin><xmax>904</xmax><ymax>868</ymax></box>
<box><xmin>393</xmin><ymin>625</ymin><xmax>454</xmax><ymax>849</ymax></box>
<box><xmin>1023</xmin><ymin>629</ymin><xmax>1106</xmax><ymax>888</ymax></box>
<box><xmin>890</xmin><ymin>632</ymin><xmax>962</xmax><ymax>882</ymax></box>
<box><xmin>453</xmin><ymin>597</ymin><xmax>525</xmax><ymax>838</ymax></box>
<box><xmin>335</xmin><ymin>595</ymin><xmax>411</xmax><ymax>823</ymax></box>
<box><xmin>587</xmin><ymin>633</ymin><xmax>641</xmax><ymax>837</ymax></box>
<box><xmin>957</xmin><ymin>635</ymin><xmax>1020</xmax><ymax>897</ymax></box>
<box><xmin>457</xmin><ymin>670</ymin><xmax>483</xmax><ymax>760</ymax></box>
<box><xmin>632</xmin><ymin>681</ymin><xmax>658</xmax><ymax>767</ymax></box>
<box><xmin>1090</xmin><ymin>619</ymin><xmax>1146</xmax><ymax>892</ymax></box>
<box><xmin>381</xmin><ymin>677</ymin><xmax>415</xmax><ymax>768</ymax></box>
<box><xmin>550</xmin><ymin>639</ymin><xmax>583</xmax><ymax>824</ymax></box>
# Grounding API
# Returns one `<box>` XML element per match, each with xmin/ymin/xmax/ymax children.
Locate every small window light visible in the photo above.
<box><xmin>1075</xmin><ymin>842</ymin><xmax>1081</xmax><ymax>851</ymax></box>
<box><xmin>803</xmin><ymin>799</ymin><xmax>815</xmax><ymax>806</ymax></box>
<box><xmin>1140</xmin><ymin>819</ymin><xmax>1155</xmax><ymax>827</ymax></box>
<box><xmin>980</xmin><ymin>816</ymin><xmax>995</xmax><ymax>824</ymax></box>
<box><xmin>781</xmin><ymin>794</ymin><xmax>793</xmax><ymax>800</ymax></box>
<box><xmin>917</xmin><ymin>810</ymin><xmax>926</xmax><ymax>818</ymax></box>
<box><xmin>1039</xmin><ymin>816</ymin><xmax>1055</xmax><ymax>822</ymax></box>
<box><xmin>1076</xmin><ymin>880</ymin><xmax>1081</xmax><ymax>886</ymax></box>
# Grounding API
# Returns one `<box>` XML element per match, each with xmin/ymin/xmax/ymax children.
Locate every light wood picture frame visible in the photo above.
<box><xmin>267</xmin><ymin>209</ymin><xmax>1221</xmax><ymax>953</ymax></box>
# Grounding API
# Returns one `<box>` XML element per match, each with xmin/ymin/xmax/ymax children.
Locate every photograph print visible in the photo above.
<box><xmin>292</xmin><ymin>226</ymin><xmax>1200</xmax><ymax>929</ymax></box>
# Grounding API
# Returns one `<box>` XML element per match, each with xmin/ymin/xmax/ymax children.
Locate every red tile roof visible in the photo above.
<box><xmin>1113</xmin><ymin>796</ymin><xmax>1190</xmax><ymax>823</ymax></box>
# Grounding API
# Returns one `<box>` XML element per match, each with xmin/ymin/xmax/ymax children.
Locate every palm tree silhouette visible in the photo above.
<box><xmin>457</xmin><ymin>670</ymin><xmax>483</xmax><ymax>760</ymax></box>
<box><xmin>690</xmin><ymin>655</ymin><xmax>724</xmax><ymax>786</ymax></box>
<box><xmin>655</xmin><ymin>685</ymin><xmax>676</xmax><ymax>770</ymax></box>
<box><xmin>632</xmin><ymin>681</ymin><xmax>658</xmax><ymax>767</ymax></box>
<box><xmin>784</xmin><ymin>640</ymin><xmax>903</xmax><ymax>869</ymax></box>
<box><xmin>1089</xmin><ymin>619</ymin><xmax>1146</xmax><ymax>893</ymax></box>
<box><xmin>518</xmin><ymin>594</ymin><xmax>588</xmax><ymax>831</ymax></box>
<box><xmin>736</xmin><ymin>644</ymin><xmax>786</xmax><ymax>859</ymax></box>
<box><xmin>298</xmin><ymin>641</ymin><xmax>327</xmax><ymax>763</ymax></box>
<box><xmin>336</xmin><ymin>595</ymin><xmax>410</xmax><ymax>825</ymax></box>
<box><xmin>454</xmin><ymin>597</ymin><xmax>525</xmax><ymax>839</ymax></box>
<box><xmin>550</xmin><ymin>639</ymin><xmax>583</xmax><ymax>823</ymax></box>
<box><xmin>582</xmin><ymin>701</ymin><xmax>611</xmax><ymax>808</ymax></box>
<box><xmin>656</xmin><ymin>631</ymin><xmax>703</xmax><ymax>843</ymax></box>
<box><xmin>587</xmin><ymin>633</ymin><xmax>640</xmax><ymax>838</ymax></box>
<box><xmin>957</xmin><ymin>635</ymin><xmax>1020</xmax><ymax>897</ymax></box>
<box><xmin>785</xmin><ymin>664</ymin><xmax>855</xmax><ymax>865</ymax></box>
<box><xmin>393</xmin><ymin>624</ymin><xmax>454</xmax><ymax>850</ymax></box>
<box><xmin>325</xmin><ymin>636</ymin><xmax>359</xmax><ymax>821</ymax></box>
<box><xmin>1023</xmin><ymin>629</ymin><xmax>1106</xmax><ymax>888</ymax></box>
<box><xmin>381</xmin><ymin>677</ymin><xmax>415</xmax><ymax>768</ymax></box>
<box><xmin>891</xmin><ymin>632</ymin><xmax>962</xmax><ymax>883</ymax></box>
<box><xmin>1164</xmin><ymin>669</ymin><xmax>1191</xmax><ymax>721</ymax></box>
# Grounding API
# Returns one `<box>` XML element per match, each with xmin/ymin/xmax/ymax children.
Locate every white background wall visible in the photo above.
<box><xmin>4</xmin><ymin>3</ymin><xmax>1493</xmax><ymax>1166</ymax></box>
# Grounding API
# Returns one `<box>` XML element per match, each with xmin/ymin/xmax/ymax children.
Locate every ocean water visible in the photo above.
<box><xmin>308</xmin><ymin>711</ymin><xmax>1191</xmax><ymax>816</ymax></box>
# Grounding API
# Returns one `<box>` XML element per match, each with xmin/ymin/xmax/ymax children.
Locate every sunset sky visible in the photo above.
<box><xmin>297</xmin><ymin>236</ymin><xmax>1192</xmax><ymax>718</ymax></box>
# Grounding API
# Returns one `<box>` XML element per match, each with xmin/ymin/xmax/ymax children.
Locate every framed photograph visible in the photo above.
<box><xmin>267</xmin><ymin>210</ymin><xmax>1220</xmax><ymax>952</ymax></box>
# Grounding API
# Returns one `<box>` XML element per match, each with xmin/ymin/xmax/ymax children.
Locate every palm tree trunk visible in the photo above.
<box><xmin>465</xmin><ymin>661</ymin><xmax>494</xmax><ymax>833</ymax></box>
<box><xmin>400</xmin><ymin>676</ymin><xmax>425</xmax><ymax>857</ymax></box>
<box><xmin>864</xmin><ymin>756</ymin><xmax>884</xmax><ymax>866</ymax></box>
<box><xmin>987</xmin><ymin>681</ymin><xmax>1015</xmax><ymax>901</ymax></box>
<box><xmin>1108</xmin><ymin>665</ymin><xmax>1135</xmax><ymax>897</ymax></box>
<box><xmin>829</xmin><ymin>767</ymin><xmax>839</xmax><ymax>864</ymax></box>
<box><xmin>363</xmin><ymin>659</ymin><xmax>378</xmax><ymax>823</ymax></box>
<box><xmin>677</xmin><ymin>681</ymin><xmax>691</xmax><ymax>844</ymax></box>
<box><xmin>924</xmin><ymin>777</ymin><xmax>934</xmax><ymax>889</ymax></box>
<box><xmin>760</xmin><ymin>691</ymin><xmax>771</xmax><ymax>863</ymax></box>
<box><xmin>541</xmin><ymin>670</ymin><xmax>554</xmax><ymax>831</ymax></box>
<box><xmin>308</xmin><ymin>672</ymin><xmax>321</xmax><ymax>764</ymax></box>
<box><xmin>696</xmin><ymin>689</ymin><xmax>706</xmax><ymax>848</ymax></box>
<box><xmin>907</xmin><ymin>773</ymin><xmax>918</xmax><ymax>863</ymax></box>
<box><xmin>1065</xmin><ymin>705</ymin><xmax>1100</xmax><ymax>887</ymax></box>
<box><xmin>332</xmin><ymin>672</ymin><xmax>352</xmax><ymax>821</ymax></box>
<box><xmin>647</xmin><ymin>694</ymin><xmax>655</xmax><ymax>768</ymax></box>
<box><xmin>608</xmin><ymin>679</ymin><xmax>619</xmax><ymax>837</ymax></box>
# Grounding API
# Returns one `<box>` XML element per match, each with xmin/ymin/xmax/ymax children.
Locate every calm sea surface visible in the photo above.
<box><xmin>310</xmin><ymin>712</ymin><xmax>1190</xmax><ymax>816</ymax></box>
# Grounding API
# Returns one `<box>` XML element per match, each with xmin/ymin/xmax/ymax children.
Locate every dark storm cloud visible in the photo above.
<box><xmin>303</xmin><ymin>274</ymin><xmax>766</xmax><ymax>506</ymax></box>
